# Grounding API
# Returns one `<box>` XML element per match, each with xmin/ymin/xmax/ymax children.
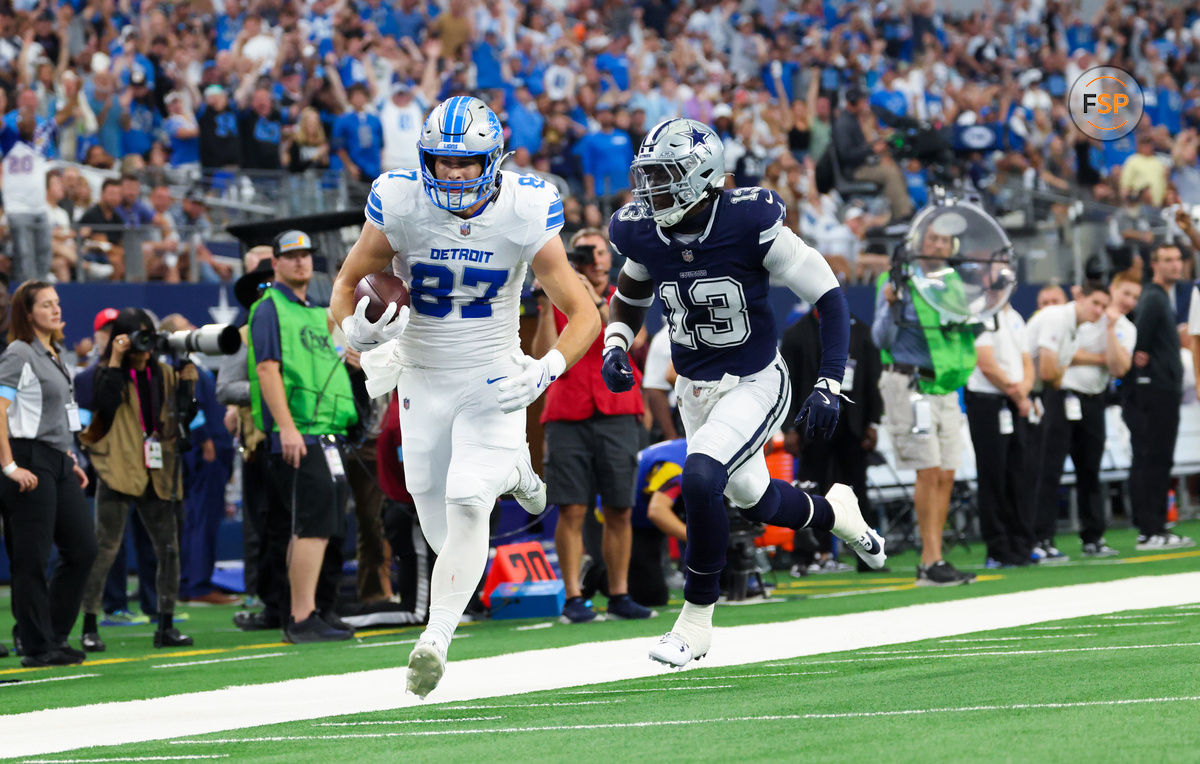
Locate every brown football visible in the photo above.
<box><xmin>354</xmin><ymin>271</ymin><xmax>411</xmax><ymax>323</ymax></box>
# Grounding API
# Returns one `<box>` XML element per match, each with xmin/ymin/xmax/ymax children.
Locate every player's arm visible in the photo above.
<box><xmin>763</xmin><ymin>226</ymin><xmax>850</xmax><ymax>439</ymax></box>
<box><xmin>646</xmin><ymin>491</ymin><xmax>687</xmax><ymax>542</ymax></box>
<box><xmin>332</xmin><ymin>222</ymin><xmax>409</xmax><ymax>351</ymax></box>
<box><xmin>496</xmin><ymin>236</ymin><xmax>601</xmax><ymax>414</ymax></box>
<box><xmin>530</xmin><ymin>235</ymin><xmax>601</xmax><ymax>366</ymax></box>
<box><xmin>599</xmin><ymin>259</ymin><xmax>656</xmax><ymax>393</ymax></box>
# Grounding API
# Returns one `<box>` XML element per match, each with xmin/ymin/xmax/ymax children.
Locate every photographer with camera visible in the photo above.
<box><xmin>533</xmin><ymin>228</ymin><xmax>654</xmax><ymax>623</ymax></box>
<box><xmin>78</xmin><ymin>308</ymin><xmax>197</xmax><ymax>651</ymax></box>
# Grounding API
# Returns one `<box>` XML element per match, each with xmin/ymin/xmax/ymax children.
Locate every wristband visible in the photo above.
<box><xmin>2</xmin><ymin>462</ymin><xmax>17</xmax><ymax>476</ymax></box>
<box><xmin>604</xmin><ymin>321</ymin><xmax>635</xmax><ymax>352</ymax></box>
<box><xmin>814</xmin><ymin>377</ymin><xmax>842</xmax><ymax>396</ymax></box>
<box><xmin>541</xmin><ymin>349</ymin><xmax>567</xmax><ymax>382</ymax></box>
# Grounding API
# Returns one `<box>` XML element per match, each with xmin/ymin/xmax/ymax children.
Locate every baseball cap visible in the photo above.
<box><xmin>713</xmin><ymin>104</ymin><xmax>733</xmax><ymax>119</ymax></box>
<box><xmin>392</xmin><ymin>79</ymin><xmax>413</xmax><ymax>95</ymax></box>
<box><xmin>272</xmin><ymin>229</ymin><xmax>316</xmax><ymax>258</ymax></box>
<box><xmin>843</xmin><ymin>206</ymin><xmax>865</xmax><ymax>223</ymax></box>
<box><xmin>203</xmin><ymin>84</ymin><xmax>225</xmax><ymax>98</ymax></box>
<box><xmin>130</xmin><ymin>69</ymin><xmax>146</xmax><ymax>86</ymax></box>
<box><xmin>93</xmin><ymin>307</ymin><xmax>120</xmax><ymax>333</ymax></box>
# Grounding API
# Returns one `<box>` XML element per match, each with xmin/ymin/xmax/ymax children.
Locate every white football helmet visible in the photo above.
<box><xmin>418</xmin><ymin>96</ymin><xmax>505</xmax><ymax>211</ymax></box>
<box><xmin>630</xmin><ymin>118</ymin><xmax>725</xmax><ymax>227</ymax></box>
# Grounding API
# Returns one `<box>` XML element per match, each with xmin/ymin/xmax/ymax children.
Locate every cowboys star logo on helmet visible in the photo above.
<box><xmin>630</xmin><ymin>118</ymin><xmax>726</xmax><ymax>227</ymax></box>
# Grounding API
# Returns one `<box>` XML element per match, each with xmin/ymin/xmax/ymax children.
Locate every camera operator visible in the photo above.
<box><xmin>0</xmin><ymin>281</ymin><xmax>97</xmax><ymax>667</ymax></box>
<box><xmin>533</xmin><ymin>227</ymin><xmax>653</xmax><ymax>623</ymax></box>
<box><xmin>78</xmin><ymin>308</ymin><xmax>197</xmax><ymax>651</ymax></box>
<box><xmin>832</xmin><ymin>88</ymin><xmax>913</xmax><ymax>221</ymax></box>
<box><xmin>872</xmin><ymin>208</ymin><xmax>987</xmax><ymax>586</ymax></box>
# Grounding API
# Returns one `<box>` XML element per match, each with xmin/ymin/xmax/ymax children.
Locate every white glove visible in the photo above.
<box><xmin>496</xmin><ymin>349</ymin><xmax>566</xmax><ymax>413</ymax></box>
<box><xmin>341</xmin><ymin>296</ymin><xmax>409</xmax><ymax>351</ymax></box>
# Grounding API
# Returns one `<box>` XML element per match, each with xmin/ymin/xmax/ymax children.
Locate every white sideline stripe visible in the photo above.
<box><xmin>152</xmin><ymin>653</ymin><xmax>288</xmax><ymax>669</ymax></box>
<box><xmin>939</xmin><ymin>634</ymin><xmax>1098</xmax><ymax>643</ymax></box>
<box><xmin>799</xmin><ymin>642</ymin><xmax>1200</xmax><ymax>664</ymax></box>
<box><xmin>170</xmin><ymin>696</ymin><xmax>1200</xmax><ymax>742</ymax></box>
<box><xmin>660</xmin><ymin>671</ymin><xmax>836</xmax><ymax>681</ymax></box>
<box><xmin>1025</xmin><ymin>622</ymin><xmax>1180</xmax><ymax>629</ymax></box>
<box><xmin>1100</xmin><ymin>613</ymin><xmax>1200</xmax><ymax>619</ymax></box>
<box><xmin>316</xmin><ymin>716</ymin><xmax>501</xmax><ymax>726</ymax></box>
<box><xmin>24</xmin><ymin>757</ymin><xmax>228</xmax><ymax>762</ymax></box>
<box><xmin>515</xmin><ymin>623</ymin><xmax>554</xmax><ymax>631</ymax></box>
<box><xmin>0</xmin><ymin>674</ymin><xmax>99</xmax><ymax>688</ymax></box>
<box><xmin>3</xmin><ymin>573</ymin><xmax>1199</xmax><ymax>758</ymax></box>
<box><xmin>567</xmin><ymin>685</ymin><xmax>734</xmax><ymax>694</ymax></box>
<box><xmin>1173</xmin><ymin>604</ymin><xmax>1200</xmax><ymax>610</ymax></box>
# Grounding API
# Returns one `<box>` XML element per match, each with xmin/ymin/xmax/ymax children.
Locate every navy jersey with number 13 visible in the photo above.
<box><xmin>609</xmin><ymin>187</ymin><xmax>815</xmax><ymax>381</ymax></box>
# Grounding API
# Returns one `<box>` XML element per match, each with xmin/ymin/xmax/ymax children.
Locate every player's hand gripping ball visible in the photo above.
<box><xmin>343</xmin><ymin>272</ymin><xmax>411</xmax><ymax>351</ymax></box>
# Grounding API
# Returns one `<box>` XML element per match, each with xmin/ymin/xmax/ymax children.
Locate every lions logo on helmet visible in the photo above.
<box><xmin>418</xmin><ymin>96</ymin><xmax>505</xmax><ymax>211</ymax></box>
<box><xmin>630</xmin><ymin>118</ymin><xmax>726</xmax><ymax>227</ymax></box>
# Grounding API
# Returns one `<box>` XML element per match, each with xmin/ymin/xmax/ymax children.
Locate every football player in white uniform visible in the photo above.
<box><xmin>331</xmin><ymin>96</ymin><xmax>600</xmax><ymax>698</ymax></box>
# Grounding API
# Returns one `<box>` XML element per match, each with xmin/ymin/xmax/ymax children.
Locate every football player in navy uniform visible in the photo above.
<box><xmin>601</xmin><ymin>118</ymin><xmax>887</xmax><ymax>667</ymax></box>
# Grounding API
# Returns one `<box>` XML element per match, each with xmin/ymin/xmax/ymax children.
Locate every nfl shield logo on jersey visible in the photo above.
<box><xmin>460</xmin><ymin>221</ymin><xmax>471</xmax><ymax>237</ymax></box>
<box><xmin>403</xmin><ymin>397</ymin><xmax>411</xmax><ymax>410</ymax></box>
<box><xmin>682</xmin><ymin>249</ymin><xmax>694</xmax><ymax>262</ymax></box>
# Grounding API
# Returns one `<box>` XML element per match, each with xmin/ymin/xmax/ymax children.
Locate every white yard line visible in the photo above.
<box><xmin>315</xmin><ymin>716</ymin><xmax>501</xmax><ymax>726</ymax></box>
<box><xmin>659</xmin><ymin>671</ymin><xmax>837</xmax><ymax>681</ymax></box>
<box><xmin>1100</xmin><ymin>613</ymin><xmax>1200</xmax><ymax>619</ymax></box>
<box><xmin>799</xmin><ymin>642</ymin><xmax>1200</xmax><ymax>664</ymax></box>
<box><xmin>2</xmin><ymin>572</ymin><xmax>1198</xmax><ymax>758</ymax></box>
<box><xmin>151</xmin><ymin>654</ymin><xmax>288</xmax><ymax>669</ymax></box>
<box><xmin>1025</xmin><ymin>622</ymin><xmax>1180</xmax><ymax>629</ymax></box>
<box><xmin>169</xmin><ymin>695</ymin><xmax>1200</xmax><ymax>742</ymax></box>
<box><xmin>0</xmin><ymin>674</ymin><xmax>99</xmax><ymax>688</ymax></box>
<box><xmin>939</xmin><ymin>634</ymin><xmax>1098</xmax><ymax>643</ymax></box>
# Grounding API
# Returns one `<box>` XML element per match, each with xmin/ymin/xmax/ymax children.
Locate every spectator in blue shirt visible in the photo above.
<box><xmin>116</xmin><ymin>175</ymin><xmax>154</xmax><ymax>226</ymax></box>
<box><xmin>506</xmin><ymin>87</ymin><xmax>544</xmax><ymax>155</ymax></box>
<box><xmin>120</xmin><ymin>71</ymin><xmax>160</xmax><ymax>158</ymax></box>
<box><xmin>333</xmin><ymin>84</ymin><xmax>384</xmax><ymax>183</ymax></box>
<box><xmin>574</xmin><ymin>104</ymin><xmax>634</xmax><ymax>201</ymax></box>
<box><xmin>473</xmin><ymin>32</ymin><xmax>506</xmax><ymax>91</ymax></box>
<box><xmin>86</xmin><ymin>71</ymin><xmax>123</xmax><ymax>160</ymax></box>
<box><xmin>870</xmin><ymin>68</ymin><xmax>909</xmax><ymax>124</ymax></box>
<box><xmin>359</xmin><ymin>0</ymin><xmax>400</xmax><ymax>38</ymax></box>
<box><xmin>394</xmin><ymin>0</ymin><xmax>426</xmax><ymax>41</ymax></box>
<box><xmin>1156</xmin><ymin>73</ymin><xmax>1183</xmax><ymax>135</ymax></box>
<box><xmin>163</xmin><ymin>92</ymin><xmax>200</xmax><ymax>177</ymax></box>
<box><xmin>594</xmin><ymin>38</ymin><xmax>631</xmax><ymax>92</ymax></box>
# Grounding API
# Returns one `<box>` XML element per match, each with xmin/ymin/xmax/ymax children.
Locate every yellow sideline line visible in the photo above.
<box><xmin>0</xmin><ymin>625</ymin><xmax>426</xmax><ymax>677</ymax></box>
<box><xmin>1118</xmin><ymin>550</ymin><xmax>1200</xmax><ymax>564</ymax></box>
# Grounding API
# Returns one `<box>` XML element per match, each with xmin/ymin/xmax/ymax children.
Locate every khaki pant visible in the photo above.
<box><xmin>879</xmin><ymin>371</ymin><xmax>963</xmax><ymax>471</ymax></box>
<box><xmin>854</xmin><ymin>161</ymin><xmax>915</xmax><ymax>220</ymax></box>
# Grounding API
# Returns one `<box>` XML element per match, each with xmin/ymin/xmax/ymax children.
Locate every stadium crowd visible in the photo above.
<box><xmin>0</xmin><ymin>0</ymin><xmax>1199</xmax><ymax>661</ymax></box>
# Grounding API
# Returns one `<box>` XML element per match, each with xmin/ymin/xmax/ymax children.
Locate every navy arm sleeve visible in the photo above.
<box><xmin>814</xmin><ymin>288</ymin><xmax>851</xmax><ymax>384</ymax></box>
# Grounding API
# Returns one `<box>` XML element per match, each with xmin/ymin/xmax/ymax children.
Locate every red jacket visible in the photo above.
<box><xmin>377</xmin><ymin>393</ymin><xmax>413</xmax><ymax>504</ymax></box>
<box><xmin>540</xmin><ymin>284</ymin><xmax>645</xmax><ymax>423</ymax></box>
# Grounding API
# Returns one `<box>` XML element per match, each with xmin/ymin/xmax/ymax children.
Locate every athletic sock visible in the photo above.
<box><xmin>680</xmin><ymin>454</ymin><xmax>730</xmax><ymax>606</ymax></box>
<box><xmin>742</xmin><ymin>479</ymin><xmax>834</xmax><ymax>530</ymax></box>
<box><xmin>83</xmin><ymin>613</ymin><xmax>97</xmax><ymax>633</ymax></box>
<box><xmin>673</xmin><ymin>601</ymin><xmax>715</xmax><ymax>647</ymax></box>
<box><xmin>421</xmin><ymin>501</ymin><xmax>491</xmax><ymax>655</ymax></box>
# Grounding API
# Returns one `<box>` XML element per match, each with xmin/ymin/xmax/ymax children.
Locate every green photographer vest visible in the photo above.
<box><xmin>247</xmin><ymin>287</ymin><xmax>357</xmax><ymax>436</ymax></box>
<box><xmin>875</xmin><ymin>272</ymin><xmax>977</xmax><ymax>396</ymax></box>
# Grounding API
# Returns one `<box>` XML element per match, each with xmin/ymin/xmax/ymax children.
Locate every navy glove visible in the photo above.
<box><xmin>601</xmin><ymin>346</ymin><xmax>635</xmax><ymax>393</ymax></box>
<box><xmin>796</xmin><ymin>378</ymin><xmax>842</xmax><ymax>440</ymax></box>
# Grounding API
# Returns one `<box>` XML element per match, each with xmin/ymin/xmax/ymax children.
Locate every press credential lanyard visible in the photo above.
<box><xmin>130</xmin><ymin>368</ymin><xmax>164</xmax><ymax>469</ymax></box>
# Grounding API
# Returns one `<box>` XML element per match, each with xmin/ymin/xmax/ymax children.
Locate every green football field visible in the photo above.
<box><xmin>2</xmin><ymin>519</ymin><xmax>1199</xmax><ymax>762</ymax></box>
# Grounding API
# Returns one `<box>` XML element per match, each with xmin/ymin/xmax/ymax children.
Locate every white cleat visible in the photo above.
<box><xmin>504</xmin><ymin>449</ymin><xmax>547</xmax><ymax>516</ymax></box>
<box><xmin>406</xmin><ymin>640</ymin><xmax>446</xmax><ymax>699</ymax></box>
<box><xmin>827</xmin><ymin>483</ymin><xmax>887</xmax><ymax>569</ymax></box>
<box><xmin>648</xmin><ymin>629</ymin><xmax>711</xmax><ymax>668</ymax></box>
